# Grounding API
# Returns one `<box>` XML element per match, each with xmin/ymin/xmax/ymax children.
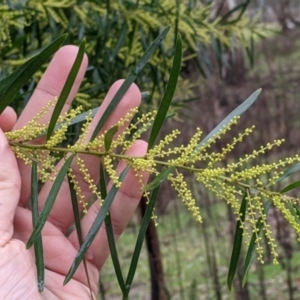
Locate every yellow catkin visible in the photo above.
<box><xmin>7</xmin><ymin>98</ymin><xmax>300</xmax><ymax>266</ymax></box>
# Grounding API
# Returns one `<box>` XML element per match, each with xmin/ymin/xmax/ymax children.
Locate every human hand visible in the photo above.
<box><xmin>0</xmin><ymin>46</ymin><xmax>148</xmax><ymax>299</ymax></box>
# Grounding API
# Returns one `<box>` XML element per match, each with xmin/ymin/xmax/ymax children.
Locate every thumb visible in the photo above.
<box><xmin>0</xmin><ymin>129</ymin><xmax>21</xmax><ymax>247</ymax></box>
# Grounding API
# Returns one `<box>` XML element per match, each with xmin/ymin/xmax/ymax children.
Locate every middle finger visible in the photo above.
<box><xmin>37</xmin><ymin>80</ymin><xmax>141</xmax><ymax>233</ymax></box>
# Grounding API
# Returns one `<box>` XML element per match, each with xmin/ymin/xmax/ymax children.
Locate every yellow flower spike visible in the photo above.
<box><xmin>169</xmin><ymin>172</ymin><xmax>202</xmax><ymax>223</ymax></box>
<box><xmin>73</xmin><ymin>109</ymin><xmax>93</xmax><ymax>147</ymax></box>
<box><xmin>121</xmin><ymin>109</ymin><xmax>157</xmax><ymax>153</ymax></box>
<box><xmin>148</xmin><ymin>129</ymin><xmax>181</xmax><ymax>158</ymax></box>
<box><xmin>68</xmin><ymin>168</ymin><xmax>89</xmax><ymax>213</ymax></box>
<box><xmin>7</xmin><ymin>96</ymin><xmax>300</xmax><ymax>267</ymax></box>
<box><xmin>46</xmin><ymin>106</ymin><xmax>83</xmax><ymax>149</ymax></box>
<box><xmin>104</xmin><ymin>155</ymin><xmax>122</xmax><ymax>188</ymax></box>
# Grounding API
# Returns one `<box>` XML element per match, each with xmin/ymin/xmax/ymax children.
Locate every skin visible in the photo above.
<box><xmin>0</xmin><ymin>46</ymin><xmax>148</xmax><ymax>299</ymax></box>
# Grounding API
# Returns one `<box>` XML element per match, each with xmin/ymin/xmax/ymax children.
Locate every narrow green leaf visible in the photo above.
<box><xmin>294</xmin><ymin>205</ymin><xmax>300</xmax><ymax>219</ymax></box>
<box><xmin>99</xmin><ymin>163</ymin><xmax>126</xmax><ymax>294</ymax></box>
<box><xmin>0</xmin><ymin>35</ymin><xmax>26</xmax><ymax>59</ymax></box>
<box><xmin>104</xmin><ymin>125</ymin><xmax>118</xmax><ymax>152</ymax></box>
<box><xmin>174</xmin><ymin>0</ymin><xmax>180</xmax><ymax>45</ymax></box>
<box><xmin>276</xmin><ymin>162</ymin><xmax>300</xmax><ymax>183</ymax></box>
<box><xmin>218</xmin><ymin>0</ymin><xmax>250</xmax><ymax>25</ymax></box>
<box><xmin>99</xmin><ymin>162</ymin><xmax>107</xmax><ymax>199</ymax></box>
<box><xmin>280</xmin><ymin>180</ymin><xmax>300</xmax><ymax>194</ymax></box>
<box><xmin>64</xmin><ymin>167</ymin><xmax>129</xmax><ymax>285</ymax></box>
<box><xmin>27</xmin><ymin>154</ymin><xmax>75</xmax><ymax>249</ymax></box>
<box><xmin>125</xmin><ymin>186</ymin><xmax>160</xmax><ymax>297</ymax></box>
<box><xmin>227</xmin><ymin>194</ymin><xmax>247</xmax><ymax>291</ymax></box>
<box><xmin>289</xmin><ymin>202</ymin><xmax>300</xmax><ymax>221</ymax></box>
<box><xmin>31</xmin><ymin>160</ymin><xmax>44</xmax><ymax>292</ymax></box>
<box><xmin>0</xmin><ymin>34</ymin><xmax>67</xmax><ymax>113</ymax></box>
<box><xmin>47</xmin><ymin>39</ymin><xmax>86</xmax><ymax>140</ymax></box>
<box><xmin>246</xmin><ymin>35</ymin><xmax>255</xmax><ymax>68</ymax></box>
<box><xmin>90</xmin><ymin>25</ymin><xmax>171</xmax><ymax>141</ymax></box>
<box><xmin>242</xmin><ymin>200</ymin><xmax>272</xmax><ymax>286</ymax></box>
<box><xmin>196</xmin><ymin>89</ymin><xmax>262</xmax><ymax>151</ymax></box>
<box><xmin>227</xmin><ymin>0</ymin><xmax>250</xmax><ymax>24</ymax></box>
<box><xmin>212</xmin><ymin>37</ymin><xmax>223</xmax><ymax>76</ymax></box>
<box><xmin>148</xmin><ymin>34</ymin><xmax>182</xmax><ymax>150</ymax></box>
<box><xmin>68</xmin><ymin>175</ymin><xmax>84</xmax><ymax>244</ymax></box>
<box><xmin>0</xmin><ymin>54</ymin><xmax>40</xmax><ymax>96</ymax></box>
<box><xmin>192</xmin><ymin>56</ymin><xmax>207</xmax><ymax>78</ymax></box>
<box><xmin>109</xmin><ymin>23</ymin><xmax>127</xmax><ymax>62</ymax></box>
<box><xmin>67</xmin><ymin>175</ymin><xmax>93</xmax><ymax>299</ymax></box>
<box><xmin>105</xmin><ymin>212</ymin><xmax>127</xmax><ymax>294</ymax></box>
<box><xmin>143</xmin><ymin>167</ymin><xmax>174</xmax><ymax>191</ymax></box>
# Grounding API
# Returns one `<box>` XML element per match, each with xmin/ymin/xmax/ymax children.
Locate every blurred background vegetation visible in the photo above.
<box><xmin>1</xmin><ymin>0</ymin><xmax>300</xmax><ymax>299</ymax></box>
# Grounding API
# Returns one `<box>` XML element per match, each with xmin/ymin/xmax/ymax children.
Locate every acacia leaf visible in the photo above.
<box><xmin>47</xmin><ymin>38</ymin><xmax>86</xmax><ymax>140</ymax></box>
<box><xmin>90</xmin><ymin>25</ymin><xmax>171</xmax><ymax>141</ymax></box>
<box><xmin>246</xmin><ymin>35</ymin><xmax>255</xmax><ymax>68</ymax></box>
<box><xmin>0</xmin><ymin>34</ymin><xmax>67</xmax><ymax>113</ymax></box>
<box><xmin>64</xmin><ymin>167</ymin><xmax>129</xmax><ymax>285</ymax></box>
<box><xmin>280</xmin><ymin>180</ymin><xmax>300</xmax><ymax>194</ymax></box>
<box><xmin>143</xmin><ymin>167</ymin><xmax>174</xmax><ymax>191</ymax></box>
<box><xmin>227</xmin><ymin>194</ymin><xmax>247</xmax><ymax>291</ymax></box>
<box><xmin>27</xmin><ymin>154</ymin><xmax>75</xmax><ymax>249</ymax></box>
<box><xmin>196</xmin><ymin>89</ymin><xmax>262</xmax><ymax>150</ymax></box>
<box><xmin>31</xmin><ymin>160</ymin><xmax>44</xmax><ymax>292</ymax></box>
<box><xmin>99</xmin><ymin>163</ymin><xmax>126</xmax><ymax>294</ymax></box>
<box><xmin>148</xmin><ymin>34</ymin><xmax>182</xmax><ymax>150</ymax></box>
<box><xmin>289</xmin><ymin>202</ymin><xmax>300</xmax><ymax>222</ymax></box>
<box><xmin>218</xmin><ymin>0</ymin><xmax>250</xmax><ymax>25</ymax></box>
<box><xmin>125</xmin><ymin>186</ymin><xmax>160</xmax><ymax>297</ymax></box>
<box><xmin>67</xmin><ymin>174</ymin><xmax>93</xmax><ymax>298</ymax></box>
<box><xmin>276</xmin><ymin>162</ymin><xmax>300</xmax><ymax>183</ymax></box>
<box><xmin>104</xmin><ymin>125</ymin><xmax>118</xmax><ymax>152</ymax></box>
<box><xmin>242</xmin><ymin>200</ymin><xmax>272</xmax><ymax>286</ymax></box>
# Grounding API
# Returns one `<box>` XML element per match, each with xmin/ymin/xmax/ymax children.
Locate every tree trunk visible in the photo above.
<box><xmin>140</xmin><ymin>196</ymin><xmax>168</xmax><ymax>300</ymax></box>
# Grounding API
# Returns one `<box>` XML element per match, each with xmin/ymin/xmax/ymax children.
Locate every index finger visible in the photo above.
<box><xmin>14</xmin><ymin>45</ymin><xmax>88</xmax><ymax>205</ymax></box>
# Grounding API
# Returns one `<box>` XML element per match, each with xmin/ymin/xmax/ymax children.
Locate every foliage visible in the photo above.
<box><xmin>0</xmin><ymin>0</ymin><xmax>268</xmax><ymax>111</ymax></box>
<box><xmin>2</xmin><ymin>28</ymin><xmax>300</xmax><ymax>298</ymax></box>
<box><xmin>2</xmin><ymin>1</ymin><xmax>300</xmax><ymax>298</ymax></box>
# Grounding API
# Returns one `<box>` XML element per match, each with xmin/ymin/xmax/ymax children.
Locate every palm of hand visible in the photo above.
<box><xmin>0</xmin><ymin>46</ymin><xmax>147</xmax><ymax>299</ymax></box>
<box><xmin>0</xmin><ymin>233</ymin><xmax>95</xmax><ymax>299</ymax></box>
